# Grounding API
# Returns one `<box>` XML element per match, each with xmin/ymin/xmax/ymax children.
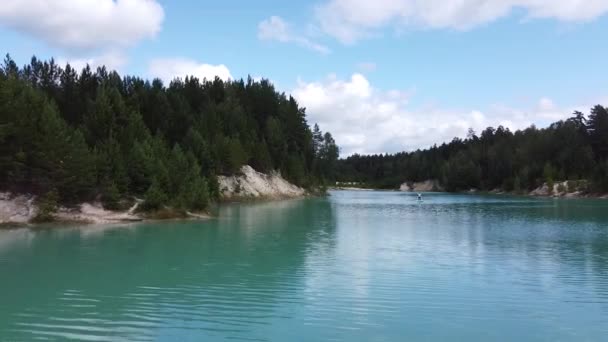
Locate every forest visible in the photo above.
<box><xmin>0</xmin><ymin>55</ymin><xmax>339</xmax><ymax>212</ymax></box>
<box><xmin>338</xmin><ymin>106</ymin><xmax>608</xmax><ymax>193</ymax></box>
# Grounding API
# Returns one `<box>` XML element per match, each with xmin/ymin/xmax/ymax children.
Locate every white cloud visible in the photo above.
<box><xmin>0</xmin><ymin>0</ymin><xmax>164</xmax><ymax>51</ymax></box>
<box><xmin>57</xmin><ymin>51</ymin><xmax>128</xmax><ymax>72</ymax></box>
<box><xmin>315</xmin><ymin>0</ymin><xmax>608</xmax><ymax>43</ymax></box>
<box><xmin>293</xmin><ymin>73</ymin><xmax>584</xmax><ymax>156</ymax></box>
<box><xmin>258</xmin><ymin>16</ymin><xmax>331</xmax><ymax>54</ymax></box>
<box><xmin>148</xmin><ymin>58</ymin><xmax>232</xmax><ymax>84</ymax></box>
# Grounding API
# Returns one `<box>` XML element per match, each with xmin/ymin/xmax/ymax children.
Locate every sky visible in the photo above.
<box><xmin>1</xmin><ymin>0</ymin><xmax>607</xmax><ymax>156</ymax></box>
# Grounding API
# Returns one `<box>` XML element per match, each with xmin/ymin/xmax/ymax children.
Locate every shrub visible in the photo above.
<box><xmin>141</xmin><ymin>181</ymin><xmax>168</xmax><ymax>211</ymax></box>
<box><xmin>101</xmin><ymin>182</ymin><xmax>121</xmax><ymax>210</ymax></box>
<box><xmin>567</xmin><ymin>181</ymin><xmax>577</xmax><ymax>193</ymax></box>
<box><xmin>513</xmin><ymin>176</ymin><xmax>522</xmax><ymax>193</ymax></box>
<box><xmin>546</xmin><ymin>178</ymin><xmax>554</xmax><ymax>194</ymax></box>
<box><xmin>33</xmin><ymin>190</ymin><xmax>59</xmax><ymax>222</ymax></box>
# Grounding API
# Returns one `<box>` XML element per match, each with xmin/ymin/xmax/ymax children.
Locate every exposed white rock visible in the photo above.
<box><xmin>0</xmin><ymin>192</ymin><xmax>37</xmax><ymax>224</ymax></box>
<box><xmin>530</xmin><ymin>180</ymin><xmax>587</xmax><ymax>197</ymax></box>
<box><xmin>54</xmin><ymin>202</ymin><xmax>142</xmax><ymax>224</ymax></box>
<box><xmin>399</xmin><ymin>180</ymin><xmax>443</xmax><ymax>192</ymax></box>
<box><xmin>529</xmin><ymin>183</ymin><xmax>552</xmax><ymax>197</ymax></box>
<box><xmin>218</xmin><ymin>165</ymin><xmax>306</xmax><ymax>200</ymax></box>
<box><xmin>2</xmin><ymin>166</ymin><xmax>303</xmax><ymax>225</ymax></box>
<box><xmin>1</xmin><ymin>192</ymin><xmax>143</xmax><ymax>226</ymax></box>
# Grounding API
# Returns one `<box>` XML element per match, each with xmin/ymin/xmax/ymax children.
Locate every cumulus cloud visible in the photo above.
<box><xmin>315</xmin><ymin>0</ymin><xmax>608</xmax><ymax>43</ymax></box>
<box><xmin>148</xmin><ymin>58</ymin><xmax>232</xmax><ymax>84</ymax></box>
<box><xmin>292</xmin><ymin>73</ymin><xmax>583</xmax><ymax>155</ymax></box>
<box><xmin>258</xmin><ymin>16</ymin><xmax>331</xmax><ymax>54</ymax></box>
<box><xmin>0</xmin><ymin>0</ymin><xmax>164</xmax><ymax>51</ymax></box>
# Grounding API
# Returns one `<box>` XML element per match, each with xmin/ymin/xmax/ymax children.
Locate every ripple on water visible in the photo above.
<box><xmin>1</xmin><ymin>193</ymin><xmax>608</xmax><ymax>340</ymax></box>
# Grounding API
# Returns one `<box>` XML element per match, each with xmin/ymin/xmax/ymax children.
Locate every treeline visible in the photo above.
<box><xmin>338</xmin><ymin>107</ymin><xmax>608</xmax><ymax>193</ymax></box>
<box><xmin>0</xmin><ymin>55</ymin><xmax>339</xmax><ymax>211</ymax></box>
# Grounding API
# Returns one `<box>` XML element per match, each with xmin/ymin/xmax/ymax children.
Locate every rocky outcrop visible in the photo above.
<box><xmin>1</xmin><ymin>165</ymin><xmax>302</xmax><ymax>225</ymax></box>
<box><xmin>399</xmin><ymin>180</ymin><xmax>443</xmax><ymax>192</ymax></box>
<box><xmin>0</xmin><ymin>192</ymin><xmax>37</xmax><ymax>224</ymax></box>
<box><xmin>530</xmin><ymin>180</ymin><xmax>588</xmax><ymax>198</ymax></box>
<box><xmin>218</xmin><ymin>165</ymin><xmax>306</xmax><ymax>200</ymax></box>
<box><xmin>1</xmin><ymin>192</ymin><xmax>142</xmax><ymax>226</ymax></box>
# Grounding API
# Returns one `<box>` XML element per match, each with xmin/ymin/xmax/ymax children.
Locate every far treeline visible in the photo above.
<box><xmin>338</xmin><ymin>106</ymin><xmax>608</xmax><ymax>193</ymax></box>
<box><xmin>0</xmin><ymin>55</ymin><xmax>339</xmax><ymax>212</ymax></box>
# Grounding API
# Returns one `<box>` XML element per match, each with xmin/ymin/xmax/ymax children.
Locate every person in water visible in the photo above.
<box><xmin>417</xmin><ymin>193</ymin><xmax>422</xmax><ymax>201</ymax></box>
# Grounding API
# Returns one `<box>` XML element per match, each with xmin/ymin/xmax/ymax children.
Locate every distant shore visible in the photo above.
<box><xmin>329</xmin><ymin>181</ymin><xmax>608</xmax><ymax>199</ymax></box>
<box><xmin>329</xmin><ymin>187</ymin><xmax>376</xmax><ymax>191</ymax></box>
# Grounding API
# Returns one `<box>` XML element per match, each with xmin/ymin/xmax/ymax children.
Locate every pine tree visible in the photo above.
<box><xmin>142</xmin><ymin>180</ymin><xmax>168</xmax><ymax>211</ymax></box>
<box><xmin>0</xmin><ymin>55</ymin><xmax>340</xmax><ymax>210</ymax></box>
<box><xmin>587</xmin><ymin>105</ymin><xmax>608</xmax><ymax>160</ymax></box>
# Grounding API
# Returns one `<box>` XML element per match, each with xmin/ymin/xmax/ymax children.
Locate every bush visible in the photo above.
<box><xmin>141</xmin><ymin>181</ymin><xmax>168</xmax><ymax>211</ymax></box>
<box><xmin>546</xmin><ymin>177</ymin><xmax>554</xmax><ymax>194</ymax></box>
<box><xmin>513</xmin><ymin>176</ymin><xmax>522</xmax><ymax>193</ymax></box>
<box><xmin>175</xmin><ymin>177</ymin><xmax>209</xmax><ymax>211</ymax></box>
<box><xmin>190</xmin><ymin>178</ymin><xmax>209</xmax><ymax>211</ymax></box>
<box><xmin>146</xmin><ymin>207</ymin><xmax>187</xmax><ymax>220</ymax></box>
<box><xmin>567</xmin><ymin>181</ymin><xmax>577</xmax><ymax>193</ymax></box>
<box><xmin>33</xmin><ymin>190</ymin><xmax>59</xmax><ymax>222</ymax></box>
<box><xmin>101</xmin><ymin>182</ymin><xmax>121</xmax><ymax>210</ymax></box>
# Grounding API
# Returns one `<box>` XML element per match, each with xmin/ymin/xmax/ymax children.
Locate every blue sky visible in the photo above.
<box><xmin>1</xmin><ymin>0</ymin><xmax>607</xmax><ymax>155</ymax></box>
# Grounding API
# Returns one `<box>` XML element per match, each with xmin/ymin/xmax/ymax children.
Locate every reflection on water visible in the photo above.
<box><xmin>0</xmin><ymin>192</ymin><xmax>607</xmax><ymax>341</ymax></box>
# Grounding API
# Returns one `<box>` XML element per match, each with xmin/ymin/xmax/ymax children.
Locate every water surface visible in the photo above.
<box><xmin>1</xmin><ymin>191</ymin><xmax>608</xmax><ymax>341</ymax></box>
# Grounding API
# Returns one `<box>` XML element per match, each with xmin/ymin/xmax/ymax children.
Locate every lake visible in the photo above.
<box><xmin>1</xmin><ymin>191</ymin><xmax>608</xmax><ymax>341</ymax></box>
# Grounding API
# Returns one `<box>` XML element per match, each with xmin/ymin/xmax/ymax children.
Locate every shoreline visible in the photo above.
<box><xmin>0</xmin><ymin>194</ymin><xmax>215</xmax><ymax>229</ymax></box>
<box><xmin>0</xmin><ymin>192</ymin><xmax>312</xmax><ymax>229</ymax></box>
<box><xmin>1</xmin><ymin>165</ymin><xmax>311</xmax><ymax>229</ymax></box>
<box><xmin>329</xmin><ymin>188</ymin><xmax>608</xmax><ymax>199</ymax></box>
<box><xmin>0</xmin><ymin>212</ymin><xmax>215</xmax><ymax>230</ymax></box>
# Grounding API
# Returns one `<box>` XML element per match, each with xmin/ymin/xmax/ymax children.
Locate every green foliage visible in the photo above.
<box><xmin>142</xmin><ymin>181</ymin><xmax>168</xmax><ymax>212</ymax></box>
<box><xmin>177</xmin><ymin>177</ymin><xmax>209</xmax><ymax>211</ymax></box>
<box><xmin>587</xmin><ymin>105</ymin><xmax>608</xmax><ymax>160</ymax></box>
<box><xmin>224</xmin><ymin>137</ymin><xmax>247</xmax><ymax>174</ymax></box>
<box><xmin>567</xmin><ymin>180</ymin><xmax>577</xmax><ymax>193</ymax></box>
<box><xmin>207</xmin><ymin>175</ymin><xmax>220</xmax><ymax>199</ymax></box>
<box><xmin>442</xmin><ymin>151</ymin><xmax>481</xmax><ymax>191</ymax></box>
<box><xmin>33</xmin><ymin>189</ymin><xmax>59</xmax><ymax>222</ymax></box>
<box><xmin>101</xmin><ymin>181</ymin><xmax>121</xmax><ymax>211</ymax></box>
<box><xmin>338</xmin><ymin>108</ymin><xmax>608</xmax><ymax>194</ymax></box>
<box><xmin>251</xmin><ymin>140</ymin><xmax>273</xmax><ymax>173</ymax></box>
<box><xmin>591</xmin><ymin>160</ymin><xmax>608</xmax><ymax>193</ymax></box>
<box><xmin>543</xmin><ymin>163</ymin><xmax>555</xmax><ymax>191</ymax></box>
<box><xmin>513</xmin><ymin>176</ymin><xmax>522</xmax><ymax>193</ymax></box>
<box><xmin>0</xmin><ymin>55</ymin><xmax>339</xmax><ymax>212</ymax></box>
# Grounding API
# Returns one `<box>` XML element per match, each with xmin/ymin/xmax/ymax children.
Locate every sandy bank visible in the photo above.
<box><xmin>218</xmin><ymin>165</ymin><xmax>306</xmax><ymax>200</ymax></box>
<box><xmin>54</xmin><ymin>202</ymin><xmax>143</xmax><ymax>224</ymax></box>
<box><xmin>2</xmin><ymin>166</ymin><xmax>304</xmax><ymax>226</ymax></box>
<box><xmin>528</xmin><ymin>180</ymin><xmax>606</xmax><ymax>198</ymax></box>
<box><xmin>0</xmin><ymin>192</ymin><xmax>145</xmax><ymax>226</ymax></box>
<box><xmin>399</xmin><ymin>180</ymin><xmax>444</xmax><ymax>192</ymax></box>
<box><xmin>0</xmin><ymin>193</ymin><xmax>36</xmax><ymax>224</ymax></box>
<box><xmin>1</xmin><ymin>196</ymin><xmax>213</xmax><ymax>227</ymax></box>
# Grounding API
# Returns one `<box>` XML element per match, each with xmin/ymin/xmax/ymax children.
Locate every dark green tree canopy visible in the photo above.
<box><xmin>338</xmin><ymin>107</ymin><xmax>608</xmax><ymax>193</ymax></box>
<box><xmin>0</xmin><ymin>54</ymin><xmax>340</xmax><ymax>210</ymax></box>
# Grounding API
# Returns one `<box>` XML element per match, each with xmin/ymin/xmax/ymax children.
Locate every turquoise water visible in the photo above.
<box><xmin>1</xmin><ymin>191</ymin><xmax>608</xmax><ymax>341</ymax></box>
